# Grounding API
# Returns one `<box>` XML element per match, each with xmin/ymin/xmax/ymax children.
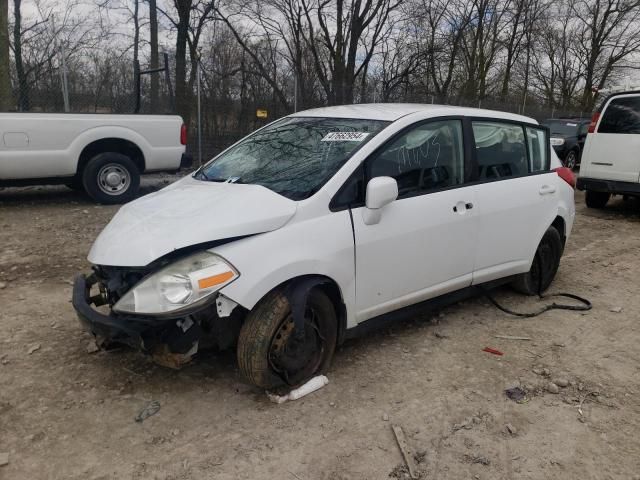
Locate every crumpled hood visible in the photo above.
<box><xmin>88</xmin><ymin>176</ymin><xmax>297</xmax><ymax>266</ymax></box>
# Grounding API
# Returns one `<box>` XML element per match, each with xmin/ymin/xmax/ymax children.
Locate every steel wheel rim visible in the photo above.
<box><xmin>565</xmin><ymin>152</ymin><xmax>577</xmax><ymax>169</ymax></box>
<box><xmin>97</xmin><ymin>163</ymin><xmax>131</xmax><ymax>195</ymax></box>
<box><xmin>269</xmin><ymin>307</ymin><xmax>325</xmax><ymax>386</ymax></box>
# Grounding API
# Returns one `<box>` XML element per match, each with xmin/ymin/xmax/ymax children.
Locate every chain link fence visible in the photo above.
<box><xmin>3</xmin><ymin>56</ymin><xmax>588</xmax><ymax>166</ymax></box>
<box><xmin>5</xmin><ymin>55</ymin><xmax>174</xmax><ymax>115</ymax></box>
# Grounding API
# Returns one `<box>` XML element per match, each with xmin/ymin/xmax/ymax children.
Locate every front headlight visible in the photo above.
<box><xmin>550</xmin><ymin>137</ymin><xmax>565</xmax><ymax>146</ymax></box>
<box><xmin>113</xmin><ymin>251</ymin><xmax>238</xmax><ymax>315</ymax></box>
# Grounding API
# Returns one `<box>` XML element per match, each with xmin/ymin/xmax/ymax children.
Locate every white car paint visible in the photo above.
<box><xmin>352</xmin><ymin>183</ymin><xmax>478</xmax><ymax>321</ymax></box>
<box><xmin>0</xmin><ymin>113</ymin><xmax>185</xmax><ymax>179</ymax></box>
<box><xmin>86</xmin><ymin>104</ymin><xmax>575</xmax><ymax>330</ymax></box>
<box><xmin>579</xmin><ymin>92</ymin><xmax>640</xmax><ymax>183</ymax></box>
<box><xmin>472</xmin><ymin>173</ymin><xmax>558</xmax><ymax>283</ymax></box>
<box><xmin>88</xmin><ymin>176</ymin><xmax>298</xmax><ymax>266</ymax></box>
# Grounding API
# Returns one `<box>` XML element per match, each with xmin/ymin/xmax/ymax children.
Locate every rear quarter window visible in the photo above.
<box><xmin>525</xmin><ymin>127</ymin><xmax>548</xmax><ymax>172</ymax></box>
<box><xmin>599</xmin><ymin>96</ymin><xmax>640</xmax><ymax>134</ymax></box>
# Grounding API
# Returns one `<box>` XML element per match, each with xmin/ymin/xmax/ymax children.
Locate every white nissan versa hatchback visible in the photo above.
<box><xmin>73</xmin><ymin>104</ymin><xmax>576</xmax><ymax>389</ymax></box>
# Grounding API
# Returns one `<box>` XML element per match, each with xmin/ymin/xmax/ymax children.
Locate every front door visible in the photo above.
<box><xmin>585</xmin><ymin>95</ymin><xmax>640</xmax><ymax>183</ymax></box>
<box><xmin>350</xmin><ymin>119</ymin><xmax>478</xmax><ymax>322</ymax></box>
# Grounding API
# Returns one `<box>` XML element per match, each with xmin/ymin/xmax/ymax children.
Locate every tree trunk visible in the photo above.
<box><xmin>521</xmin><ymin>32</ymin><xmax>532</xmax><ymax>113</ymax></box>
<box><xmin>174</xmin><ymin>0</ymin><xmax>192</xmax><ymax>123</ymax></box>
<box><xmin>132</xmin><ymin>0</ymin><xmax>139</xmax><ymax>111</ymax></box>
<box><xmin>133</xmin><ymin>0</ymin><xmax>139</xmax><ymax>65</ymax></box>
<box><xmin>13</xmin><ymin>0</ymin><xmax>29</xmax><ymax>111</ymax></box>
<box><xmin>0</xmin><ymin>0</ymin><xmax>11</xmax><ymax>111</ymax></box>
<box><xmin>148</xmin><ymin>0</ymin><xmax>159</xmax><ymax>113</ymax></box>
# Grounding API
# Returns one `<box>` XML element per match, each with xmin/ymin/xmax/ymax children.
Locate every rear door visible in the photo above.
<box><xmin>471</xmin><ymin>120</ymin><xmax>558</xmax><ymax>284</ymax></box>
<box><xmin>583</xmin><ymin>94</ymin><xmax>640</xmax><ymax>182</ymax></box>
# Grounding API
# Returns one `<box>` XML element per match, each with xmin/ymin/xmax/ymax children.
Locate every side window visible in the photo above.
<box><xmin>367</xmin><ymin>120</ymin><xmax>465</xmax><ymax>198</ymax></box>
<box><xmin>599</xmin><ymin>96</ymin><xmax>640</xmax><ymax>134</ymax></box>
<box><xmin>472</xmin><ymin>122</ymin><xmax>527</xmax><ymax>179</ymax></box>
<box><xmin>525</xmin><ymin>126</ymin><xmax>549</xmax><ymax>172</ymax></box>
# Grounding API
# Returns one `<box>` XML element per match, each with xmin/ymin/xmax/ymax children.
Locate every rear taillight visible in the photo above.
<box><xmin>180</xmin><ymin>124</ymin><xmax>187</xmax><ymax>145</ymax></box>
<box><xmin>588</xmin><ymin>112</ymin><xmax>600</xmax><ymax>133</ymax></box>
<box><xmin>555</xmin><ymin>167</ymin><xmax>576</xmax><ymax>189</ymax></box>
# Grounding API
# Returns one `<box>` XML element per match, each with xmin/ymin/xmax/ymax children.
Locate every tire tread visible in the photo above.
<box><xmin>511</xmin><ymin>225</ymin><xmax>562</xmax><ymax>296</ymax></box>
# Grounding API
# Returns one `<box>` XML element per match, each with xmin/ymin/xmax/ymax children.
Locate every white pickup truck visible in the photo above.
<box><xmin>0</xmin><ymin>113</ymin><xmax>191</xmax><ymax>203</ymax></box>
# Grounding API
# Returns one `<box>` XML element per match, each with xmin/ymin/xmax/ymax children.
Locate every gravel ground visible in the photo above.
<box><xmin>1</xmin><ymin>179</ymin><xmax>639</xmax><ymax>480</ymax></box>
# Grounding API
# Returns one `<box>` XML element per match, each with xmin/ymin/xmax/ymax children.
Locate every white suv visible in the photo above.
<box><xmin>577</xmin><ymin>91</ymin><xmax>640</xmax><ymax>207</ymax></box>
<box><xmin>72</xmin><ymin>104</ymin><xmax>576</xmax><ymax>389</ymax></box>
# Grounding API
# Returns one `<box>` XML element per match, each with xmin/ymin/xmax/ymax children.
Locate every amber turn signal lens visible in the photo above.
<box><xmin>197</xmin><ymin>271</ymin><xmax>235</xmax><ymax>289</ymax></box>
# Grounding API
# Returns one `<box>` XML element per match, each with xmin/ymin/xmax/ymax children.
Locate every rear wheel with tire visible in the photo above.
<box><xmin>512</xmin><ymin>225</ymin><xmax>563</xmax><ymax>296</ymax></box>
<box><xmin>82</xmin><ymin>152</ymin><xmax>140</xmax><ymax>204</ymax></box>
<box><xmin>585</xmin><ymin>190</ymin><xmax>610</xmax><ymax>209</ymax></box>
<box><xmin>237</xmin><ymin>288</ymin><xmax>337</xmax><ymax>390</ymax></box>
<box><xmin>564</xmin><ymin>150</ymin><xmax>579</xmax><ymax>170</ymax></box>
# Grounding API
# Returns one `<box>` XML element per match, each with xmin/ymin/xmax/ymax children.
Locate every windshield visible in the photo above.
<box><xmin>196</xmin><ymin>117</ymin><xmax>389</xmax><ymax>200</ymax></box>
<box><xmin>542</xmin><ymin>120</ymin><xmax>581</xmax><ymax>136</ymax></box>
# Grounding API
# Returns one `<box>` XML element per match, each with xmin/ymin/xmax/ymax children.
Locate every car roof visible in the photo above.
<box><xmin>543</xmin><ymin>117</ymin><xmax>591</xmax><ymax>123</ymax></box>
<box><xmin>544</xmin><ymin>117</ymin><xmax>589</xmax><ymax>121</ymax></box>
<box><xmin>288</xmin><ymin>103</ymin><xmax>537</xmax><ymax>124</ymax></box>
<box><xmin>596</xmin><ymin>90</ymin><xmax>640</xmax><ymax>112</ymax></box>
<box><xmin>543</xmin><ymin>118</ymin><xmax>589</xmax><ymax>123</ymax></box>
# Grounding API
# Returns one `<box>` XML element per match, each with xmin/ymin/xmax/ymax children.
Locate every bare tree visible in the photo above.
<box><xmin>572</xmin><ymin>0</ymin><xmax>640</xmax><ymax>109</ymax></box>
<box><xmin>375</xmin><ymin>27</ymin><xmax>419</xmax><ymax>101</ymax></box>
<box><xmin>300</xmin><ymin>0</ymin><xmax>401</xmax><ymax>105</ymax></box>
<box><xmin>133</xmin><ymin>0</ymin><xmax>139</xmax><ymax>66</ymax></box>
<box><xmin>213</xmin><ymin>3</ymin><xmax>291</xmax><ymax>109</ymax></box>
<box><xmin>13</xmin><ymin>0</ymin><xmax>29</xmax><ymax>110</ymax></box>
<box><xmin>531</xmin><ymin>20</ymin><xmax>582</xmax><ymax>108</ymax></box>
<box><xmin>147</xmin><ymin>0</ymin><xmax>159</xmax><ymax>112</ymax></box>
<box><xmin>157</xmin><ymin>0</ymin><xmax>215</xmax><ymax>122</ymax></box>
<box><xmin>0</xmin><ymin>0</ymin><xmax>10</xmax><ymax>110</ymax></box>
<box><xmin>5</xmin><ymin>0</ymin><xmax>640</xmax><ymax>137</ymax></box>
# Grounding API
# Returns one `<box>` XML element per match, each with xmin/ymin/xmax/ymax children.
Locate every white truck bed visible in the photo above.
<box><xmin>0</xmin><ymin>113</ymin><xmax>190</xmax><ymax>203</ymax></box>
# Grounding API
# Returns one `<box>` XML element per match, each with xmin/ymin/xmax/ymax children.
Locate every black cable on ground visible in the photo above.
<box><xmin>481</xmin><ymin>289</ymin><xmax>592</xmax><ymax>318</ymax></box>
<box><xmin>480</xmin><ymin>253</ymin><xmax>592</xmax><ymax>318</ymax></box>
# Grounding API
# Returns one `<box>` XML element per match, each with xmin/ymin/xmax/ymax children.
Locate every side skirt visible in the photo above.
<box><xmin>343</xmin><ymin>275</ymin><xmax>517</xmax><ymax>341</ymax></box>
<box><xmin>0</xmin><ymin>176</ymin><xmax>76</xmax><ymax>187</ymax></box>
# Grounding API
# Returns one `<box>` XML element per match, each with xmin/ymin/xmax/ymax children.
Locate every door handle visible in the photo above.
<box><xmin>453</xmin><ymin>201</ymin><xmax>473</xmax><ymax>213</ymax></box>
<box><xmin>539</xmin><ymin>185</ymin><xmax>556</xmax><ymax>195</ymax></box>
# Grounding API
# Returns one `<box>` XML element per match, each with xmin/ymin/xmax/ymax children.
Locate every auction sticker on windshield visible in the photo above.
<box><xmin>321</xmin><ymin>132</ymin><xmax>370</xmax><ymax>142</ymax></box>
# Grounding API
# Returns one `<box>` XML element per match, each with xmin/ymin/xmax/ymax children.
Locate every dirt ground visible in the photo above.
<box><xmin>1</xmin><ymin>178</ymin><xmax>639</xmax><ymax>480</ymax></box>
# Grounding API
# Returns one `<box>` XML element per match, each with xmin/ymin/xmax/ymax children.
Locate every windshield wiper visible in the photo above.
<box><xmin>194</xmin><ymin>169</ymin><xmax>210</xmax><ymax>180</ymax></box>
<box><xmin>225</xmin><ymin>176</ymin><xmax>244</xmax><ymax>184</ymax></box>
<box><xmin>195</xmin><ymin>170</ymin><xmax>228</xmax><ymax>182</ymax></box>
<box><xmin>195</xmin><ymin>170</ymin><xmax>245</xmax><ymax>183</ymax></box>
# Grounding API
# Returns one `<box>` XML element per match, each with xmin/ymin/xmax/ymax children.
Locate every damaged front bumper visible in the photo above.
<box><xmin>72</xmin><ymin>273</ymin><xmax>205</xmax><ymax>368</ymax></box>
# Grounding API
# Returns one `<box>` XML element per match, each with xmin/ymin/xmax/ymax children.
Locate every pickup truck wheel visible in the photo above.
<box><xmin>585</xmin><ymin>190</ymin><xmax>610</xmax><ymax>209</ymax></box>
<box><xmin>82</xmin><ymin>153</ymin><xmax>140</xmax><ymax>204</ymax></box>
<box><xmin>512</xmin><ymin>225</ymin><xmax>562</xmax><ymax>296</ymax></box>
<box><xmin>237</xmin><ymin>289</ymin><xmax>337</xmax><ymax>390</ymax></box>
